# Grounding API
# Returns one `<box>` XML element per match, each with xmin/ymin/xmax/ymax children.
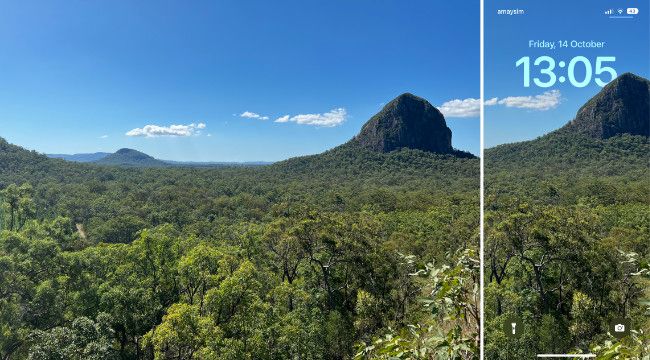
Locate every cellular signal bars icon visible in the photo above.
<box><xmin>604</xmin><ymin>9</ymin><xmax>613</xmax><ymax>15</ymax></box>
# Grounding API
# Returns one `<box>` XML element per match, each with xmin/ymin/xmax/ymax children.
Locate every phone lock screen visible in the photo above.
<box><xmin>485</xmin><ymin>1</ymin><xmax>649</xmax><ymax>358</ymax></box>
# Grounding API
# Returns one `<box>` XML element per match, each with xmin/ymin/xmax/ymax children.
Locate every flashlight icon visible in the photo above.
<box><xmin>504</xmin><ymin>316</ymin><xmax>523</xmax><ymax>339</ymax></box>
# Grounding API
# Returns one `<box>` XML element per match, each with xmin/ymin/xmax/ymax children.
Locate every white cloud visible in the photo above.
<box><xmin>126</xmin><ymin>123</ymin><xmax>207</xmax><ymax>137</ymax></box>
<box><xmin>438</xmin><ymin>91</ymin><xmax>561</xmax><ymax>118</ymax></box>
<box><xmin>240</xmin><ymin>111</ymin><xmax>258</xmax><ymax>118</ymax></box>
<box><xmin>99</xmin><ymin>135</ymin><xmax>109</xmax><ymax>139</ymax></box>
<box><xmin>484</xmin><ymin>97</ymin><xmax>499</xmax><ymax>106</ymax></box>
<box><xmin>497</xmin><ymin>90</ymin><xmax>561</xmax><ymax>110</ymax></box>
<box><xmin>275</xmin><ymin>115</ymin><xmax>290</xmax><ymax>123</ymax></box>
<box><xmin>438</xmin><ymin>97</ymin><xmax>503</xmax><ymax>118</ymax></box>
<box><xmin>240</xmin><ymin>111</ymin><xmax>268</xmax><ymax>120</ymax></box>
<box><xmin>274</xmin><ymin>108</ymin><xmax>347</xmax><ymax>127</ymax></box>
<box><xmin>438</xmin><ymin>98</ymin><xmax>481</xmax><ymax>118</ymax></box>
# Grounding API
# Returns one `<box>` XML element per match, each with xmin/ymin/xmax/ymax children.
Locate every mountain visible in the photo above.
<box><xmin>488</xmin><ymin>73</ymin><xmax>650</xmax><ymax>160</ymax></box>
<box><xmin>271</xmin><ymin>93</ymin><xmax>478</xmax><ymax>186</ymax></box>
<box><xmin>560</xmin><ymin>72</ymin><xmax>650</xmax><ymax>139</ymax></box>
<box><xmin>486</xmin><ymin>73</ymin><xmax>649</xmax><ymax>199</ymax></box>
<box><xmin>94</xmin><ymin>148</ymin><xmax>168</xmax><ymax>167</ymax></box>
<box><xmin>47</xmin><ymin>152</ymin><xmax>111</xmax><ymax>162</ymax></box>
<box><xmin>348</xmin><ymin>93</ymin><xmax>463</xmax><ymax>155</ymax></box>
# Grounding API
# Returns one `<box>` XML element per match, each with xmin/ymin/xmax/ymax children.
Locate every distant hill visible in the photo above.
<box><xmin>47</xmin><ymin>152</ymin><xmax>111</xmax><ymax>162</ymax></box>
<box><xmin>47</xmin><ymin>151</ymin><xmax>272</xmax><ymax>167</ymax></box>
<box><xmin>94</xmin><ymin>148</ymin><xmax>169</xmax><ymax>167</ymax></box>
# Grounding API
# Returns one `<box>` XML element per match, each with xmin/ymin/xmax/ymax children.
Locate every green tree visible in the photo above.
<box><xmin>27</xmin><ymin>313</ymin><xmax>117</xmax><ymax>360</ymax></box>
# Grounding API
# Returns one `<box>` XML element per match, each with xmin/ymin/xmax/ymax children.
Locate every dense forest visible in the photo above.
<box><xmin>484</xmin><ymin>74</ymin><xmax>650</xmax><ymax>358</ymax></box>
<box><xmin>0</xmin><ymin>122</ymin><xmax>479</xmax><ymax>360</ymax></box>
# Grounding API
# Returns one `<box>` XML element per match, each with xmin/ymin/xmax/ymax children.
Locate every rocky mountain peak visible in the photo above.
<box><xmin>352</xmin><ymin>93</ymin><xmax>453</xmax><ymax>153</ymax></box>
<box><xmin>563</xmin><ymin>72</ymin><xmax>650</xmax><ymax>138</ymax></box>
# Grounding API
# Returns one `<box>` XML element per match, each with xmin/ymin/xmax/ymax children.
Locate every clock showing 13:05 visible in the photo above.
<box><xmin>516</xmin><ymin>56</ymin><xmax>617</xmax><ymax>88</ymax></box>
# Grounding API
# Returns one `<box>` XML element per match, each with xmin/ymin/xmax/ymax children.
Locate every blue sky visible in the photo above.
<box><xmin>486</xmin><ymin>0</ymin><xmax>649</xmax><ymax>148</ymax></box>
<box><xmin>0</xmin><ymin>0</ymin><xmax>479</xmax><ymax>161</ymax></box>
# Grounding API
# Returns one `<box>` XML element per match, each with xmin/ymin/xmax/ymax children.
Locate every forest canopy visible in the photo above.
<box><xmin>0</xmin><ymin>138</ymin><xmax>479</xmax><ymax>360</ymax></box>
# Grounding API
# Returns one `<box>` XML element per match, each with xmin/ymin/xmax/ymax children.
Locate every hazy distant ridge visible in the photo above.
<box><xmin>46</xmin><ymin>151</ymin><xmax>272</xmax><ymax>167</ymax></box>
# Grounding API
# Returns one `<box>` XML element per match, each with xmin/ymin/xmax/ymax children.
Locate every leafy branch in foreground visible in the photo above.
<box><xmin>355</xmin><ymin>249</ymin><xmax>479</xmax><ymax>360</ymax></box>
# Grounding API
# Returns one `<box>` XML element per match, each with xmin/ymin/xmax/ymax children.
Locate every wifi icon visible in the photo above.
<box><xmin>617</xmin><ymin>9</ymin><xmax>624</xmax><ymax>14</ymax></box>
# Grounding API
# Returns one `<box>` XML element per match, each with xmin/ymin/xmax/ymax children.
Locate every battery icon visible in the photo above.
<box><xmin>627</xmin><ymin>8</ymin><xmax>639</xmax><ymax>14</ymax></box>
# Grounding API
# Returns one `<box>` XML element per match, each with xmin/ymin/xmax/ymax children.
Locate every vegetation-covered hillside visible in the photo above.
<box><xmin>0</xmin><ymin>94</ymin><xmax>479</xmax><ymax>359</ymax></box>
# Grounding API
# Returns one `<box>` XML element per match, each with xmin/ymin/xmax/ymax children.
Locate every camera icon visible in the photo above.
<box><xmin>610</xmin><ymin>318</ymin><xmax>630</xmax><ymax>339</ymax></box>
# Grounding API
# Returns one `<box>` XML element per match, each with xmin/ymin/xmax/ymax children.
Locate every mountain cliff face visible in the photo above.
<box><xmin>562</xmin><ymin>72</ymin><xmax>650</xmax><ymax>139</ymax></box>
<box><xmin>351</xmin><ymin>93</ymin><xmax>454</xmax><ymax>154</ymax></box>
